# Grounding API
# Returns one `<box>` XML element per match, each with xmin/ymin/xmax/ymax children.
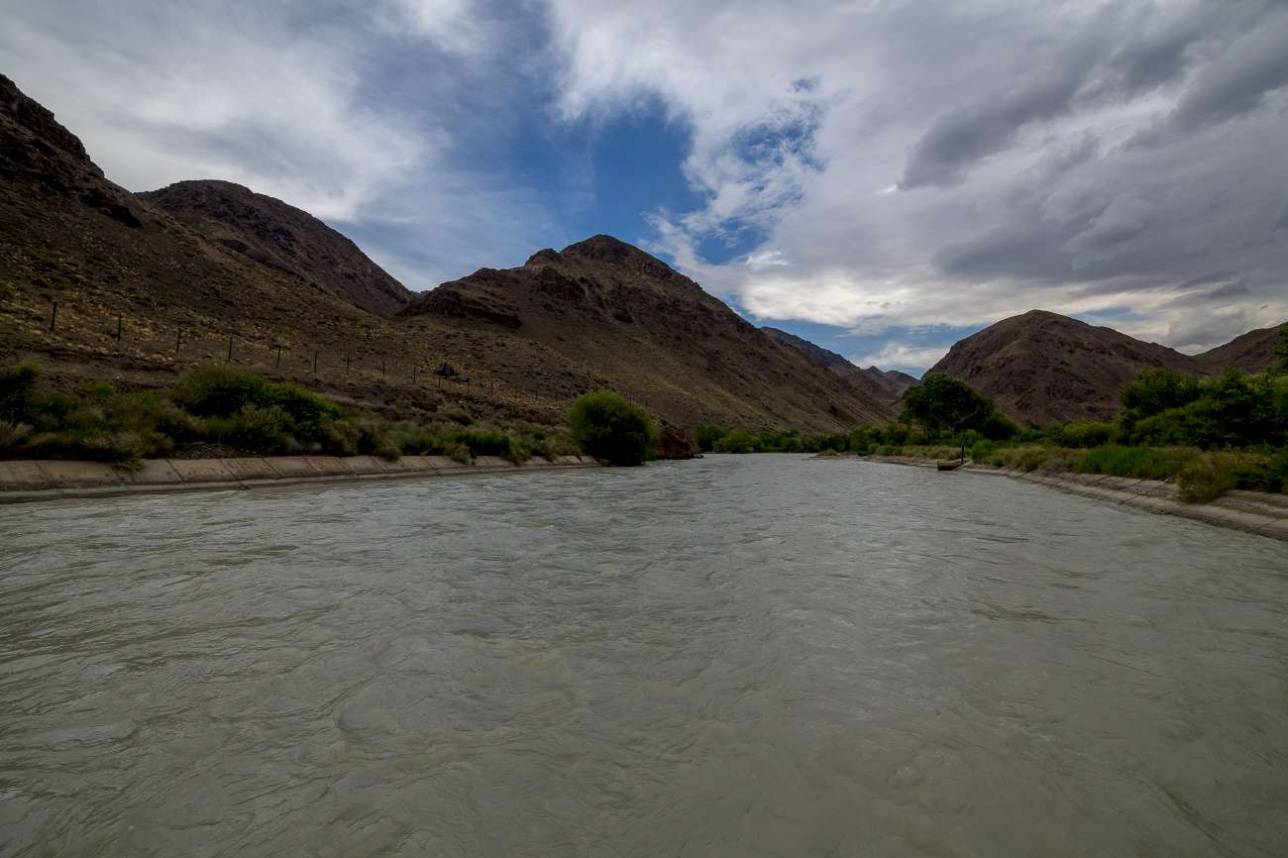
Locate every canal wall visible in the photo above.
<box><xmin>846</xmin><ymin>455</ymin><xmax>1288</xmax><ymax>543</ymax></box>
<box><xmin>0</xmin><ymin>454</ymin><xmax>598</xmax><ymax>504</ymax></box>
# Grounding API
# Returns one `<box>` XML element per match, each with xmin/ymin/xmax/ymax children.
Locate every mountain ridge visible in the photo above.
<box><xmin>0</xmin><ymin>75</ymin><xmax>893</xmax><ymax>433</ymax></box>
<box><xmin>139</xmin><ymin>180</ymin><xmax>413</xmax><ymax>317</ymax></box>
<box><xmin>928</xmin><ymin>310</ymin><xmax>1284</xmax><ymax>424</ymax></box>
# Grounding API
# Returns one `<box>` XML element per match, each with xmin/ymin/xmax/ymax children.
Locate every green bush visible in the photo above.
<box><xmin>0</xmin><ymin>360</ymin><xmax>42</xmax><ymax>422</ymax></box>
<box><xmin>1177</xmin><ymin>454</ymin><xmax>1237</xmax><ymax>504</ymax></box>
<box><xmin>568</xmin><ymin>390</ymin><xmax>658</xmax><ymax>465</ymax></box>
<box><xmin>205</xmin><ymin>404</ymin><xmax>297</xmax><ymax>454</ymax></box>
<box><xmin>170</xmin><ymin>364</ymin><xmax>272</xmax><ymax>417</ymax></box>
<box><xmin>695</xmin><ymin>425</ymin><xmax>728</xmax><ymax>453</ymax></box>
<box><xmin>1048</xmin><ymin>420</ymin><xmax>1116</xmax><ymax>448</ymax></box>
<box><xmin>1075</xmin><ymin>445</ymin><xmax>1195</xmax><ymax>480</ymax></box>
<box><xmin>713</xmin><ymin>429</ymin><xmax>759</xmax><ymax>454</ymax></box>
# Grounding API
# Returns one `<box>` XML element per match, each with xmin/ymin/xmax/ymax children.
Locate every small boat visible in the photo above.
<box><xmin>937</xmin><ymin>459</ymin><xmax>965</xmax><ymax>472</ymax></box>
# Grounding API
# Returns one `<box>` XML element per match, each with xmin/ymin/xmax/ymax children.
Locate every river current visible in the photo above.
<box><xmin>1</xmin><ymin>455</ymin><xmax>1286</xmax><ymax>856</ymax></box>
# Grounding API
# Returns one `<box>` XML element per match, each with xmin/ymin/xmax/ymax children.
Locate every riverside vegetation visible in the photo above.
<box><xmin>700</xmin><ymin>353</ymin><xmax>1288</xmax><ymax>504</ymax></box>
<box><xmin>0</xmin><ymin>361</ymin><xmax>664</xmax><ymax>467</ymax></box>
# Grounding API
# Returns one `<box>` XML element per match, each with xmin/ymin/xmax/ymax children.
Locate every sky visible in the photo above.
<box><xmin>3</xmin><ymin>0</ymin><xmax>1287</xmax><ymax>375</ymax></box>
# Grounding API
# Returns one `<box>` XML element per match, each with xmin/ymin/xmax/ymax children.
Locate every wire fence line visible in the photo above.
<box><xmin>4</xmin><ymin>295</ymin><xmax>571</xmax><ymax>412</ymax></box>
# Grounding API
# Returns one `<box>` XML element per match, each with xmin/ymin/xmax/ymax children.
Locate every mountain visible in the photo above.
<box><xmin>761</xmin><ymin>327</ymin><xmax>917</xmax><ymax>405</ymax></box>
<box><xmin>1195</xmin><ymin>323</ymin><xmax>1286</xmax><ymax>374</ymax></box>
<box><xmin>140</xmin><ymin>180</ymin><xmax>412</xmax><ymax>317</ymax></box>
<box><xmin>0</xmin><ymin>73</ymin><xmax>384</xmax><ymax>332</ymax></box>
<box><xmin>0</xmin><ymin>75</ymin><xmax>893</xmax><ymax>433</ymax></box>
<box><xmin>400</xmin><ymin>236</ymin><xmax>897</xmax><ymax>429</ymax></box>
<box><xmin>928</xmin><ymin>310</ymin><xmax>1201</xmax><ymax>424</ymax></box>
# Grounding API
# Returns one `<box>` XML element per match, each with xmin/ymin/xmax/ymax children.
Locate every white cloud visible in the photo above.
<box><xmin>853</xmin><ymin>343</ymin><xmax>948</xmax><ymax>375</ymax></box>
<box><xmin>546</xmin><ymin>0</ymin><xmax>1288</xmax><ymax>348</ymax></box>
<box><xmin>0</xmin><ymin>0</ymin><xmax>560</xmax><ymax>290</ymax></box>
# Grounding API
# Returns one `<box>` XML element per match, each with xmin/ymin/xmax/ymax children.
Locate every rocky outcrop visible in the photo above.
<box><xmin>140</xmin><ymin>180</ymin><xmax>412</xmax><ymax>317</ymax></box>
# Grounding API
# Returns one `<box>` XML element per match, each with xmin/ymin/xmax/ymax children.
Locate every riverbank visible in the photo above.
<box><xmin>0</xmin><ymin>454</ymin><xmax>598</xmax><ymax>503</ymax></box>
<box><xmin>827</xmin><ymin>454</ymin><xmax>1288</xmax><ymax>542</ymax></box>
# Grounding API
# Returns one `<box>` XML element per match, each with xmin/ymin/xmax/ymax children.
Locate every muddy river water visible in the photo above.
<box><xmin>1</xmin><ymin>455</ymin><xmax>1286</xmax><ymax>856</ymax></box>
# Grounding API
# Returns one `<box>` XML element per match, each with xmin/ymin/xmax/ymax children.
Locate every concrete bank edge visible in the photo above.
<box><xmin>0</xmin><ymin>455</ymin><xmax>599</xmax><ymax>504</ymax></box>
<box><xmin>829</xmin><ymin>454</ymin><xmax>1288</xmax><ymax>543</ymax></box>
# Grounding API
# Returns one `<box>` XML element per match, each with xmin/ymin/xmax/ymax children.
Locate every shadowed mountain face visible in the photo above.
<box><xmin>929</xmin><ymin>310</ymin><xmax>1287</xmax><ymax>424</ymax></box>
<box><xmin>0</xmin><ymin>76</ymin><xmax>892</xmax><ymax>432</ymax></box>
<box><xmin>140</xmin><ymin>181</ymin><xmax>412</xmax><ymax>317</ymax></box>
<box><xmin>928</xmin><ymin>311</ymin><xmax>1202</xmax><ymax>424</ymax></box>
<box><xmin>3</xmin><ymin>73</ymin><xmax>1279</xmax><ymax>434</ymax></box>
<box><xmin>400</xmin><ymin>236</ymin><xmax>898</xmax><ymax>428</ymax></box>
<box><xmin>1195</xmin><ymin>323</ymin><xmax>1286</xmax><ymax>374</ymax></box>
<box><xmin>760</xmin><ymin>327</ymin><xmax>917</xmax><ymax>405</ymax></box>
<box><xmin>0</xmin><ymin>73</ymin><xmax>381</xmax><ymax>332</ymax></box>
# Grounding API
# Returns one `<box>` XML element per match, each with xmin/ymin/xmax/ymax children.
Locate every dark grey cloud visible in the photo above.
<box><xmin>897</xmin><ymin>47</ymin><xmax>1100</xmax><ymax>189</ymax></box>
<box><xmin>1169</xmin><ymin>7</ymin><xmax>1288</xmax><ymax>132</ymax></box>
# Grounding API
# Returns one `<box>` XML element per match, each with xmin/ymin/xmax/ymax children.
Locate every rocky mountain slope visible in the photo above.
<box><xmin>761</xmin><ymin>327</ymin><xmax>917</xmax><ymax>404</ymax></box>
<box><xmin>1195</xmin><ymin>323</ymin><xmax>1286</xmax><ymax>374</ymax></box>
<box><xmin>140</xmin><ymin>180</ymin><xmax>412</xmax><ymax>317</ymax></box>
<box><xmin>401</xmin><ymin>237</ymin><xmax>897</xmax><ymax>428</ymax></box>
<box><xmin>929</xmin><ymin>310</ymin><xmax>1286</xmax><ymax>424</ymax></box>
<box><xmin>0</xmin><ymin>74</ymin><xmax>892</xmax><ymax>433</ymax></box>
<box><xmin>928</xmin><ymin>311</ymin><xmax>1202</xmax><ymax>424</ymax></box>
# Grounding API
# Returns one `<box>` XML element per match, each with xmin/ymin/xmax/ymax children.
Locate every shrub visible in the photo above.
<box><xmin>442</xmin><ymin>440</ymin><xmax>471</xmax><ymax>464</ymax></box>
<box><xmin>1075</xmin><ymin>445</ymin><xmax>1195</xmax><ymax>480</ymax></box>
<box><xmin>0</xmin><ymin>419</ymin><xmax>32</xmax><ymax>454</ymax></box>
<box><xmin>0</xmin><ymin>360</ymin><xmax>42</xmax><ymax>422</ymax></box>
<box><xmin>568</xmin><ymin>390</ymin><xmax>658</xmax><ymax>465</ymax></box>
<box><xmin>714</xmin><ymin>429</ymin><xmax>759</xmax><ymax>454</ymax></box>
<box><xmin>452</xmin><ymin>428</ymin><xmax>514</xmax><ymax>458</ymax></box>
<box><xmin>695</xmin><ymin>425</ymin><xmax>728</xmax><ymax>452</ymax></box>
<box><xmin>1048</xmin><ymin>420</ymin><xmax>1115</xmax><ymax>448</ymax></box>
<box><xmin>170</xmin><ymin>364</ymin><xmax>272</xmax><ymax>417</ymax></box>
<box><xmin>1177</xmin><ymin>454</ymin><xmax>1236</xmax><ymax>504</ymax></box>
<box><xmin>205</xmin><ymin>404</ymin><xmax>296</xmax><ymax>454</ymax></box>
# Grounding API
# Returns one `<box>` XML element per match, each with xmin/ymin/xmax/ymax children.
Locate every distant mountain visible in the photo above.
<box><xmin>1195</xmin><ymin>323</ymin><xmax>1286</xmax><ymax>374</ymax></box>
<box><xmin>928</xmin><ymin>310</ymin><xmax>1201</xmax><ymax>424</ymax></box>
<box><xmin>761</xmin><ymin>327</ymin><xmax>917</xmax><ymax>405</ymax></box>
<box><xmin>400</xmin><ymin>236</ymin><xmax>898</xmax><ymax>429</ymax></box>
<box><xmin>140</xmin><ymin>180</ymin><xmax>411</xmax><ymax>317</ymax></box>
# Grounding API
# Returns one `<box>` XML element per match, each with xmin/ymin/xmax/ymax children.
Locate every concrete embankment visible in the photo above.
<box><xmin>0</xmin><ymin>454</ymin><xmax>597</xmax><ymax>504</ymax></box>
<box><xmin>839</xmin><ymin>455</ymin><xmax>1288</xmax><ymax>543</ymax></box>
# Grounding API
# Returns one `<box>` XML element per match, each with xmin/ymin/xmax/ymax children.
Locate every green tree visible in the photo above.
<box><xmin>901</xmin><ymin>374</ymin><xmax>1014</xmax><ymax>440</ymax></box>
<box><xmin>568</xmin><ymin>390</ymin><xmax>659</xmax><ymax>466</ymax></box>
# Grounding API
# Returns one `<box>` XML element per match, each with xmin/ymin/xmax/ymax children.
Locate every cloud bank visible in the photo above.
<box><xmin>3</xmin><ymin>0</ymin><xmax>1287</xmax><ymax>370</ymax></box>
<box><xmin>546</xmin><ymin>0</ymin><xmax>1288</xmax><ymax>361</ymax></box>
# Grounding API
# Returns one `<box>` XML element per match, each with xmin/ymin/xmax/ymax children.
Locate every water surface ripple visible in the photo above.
<box><xmin>1</xmin><ymin>456</ymin><xmax>1287</xmax><ymax>856</ymax></box>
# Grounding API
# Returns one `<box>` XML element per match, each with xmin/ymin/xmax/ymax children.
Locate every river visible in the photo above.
<box><xmin>1</xmin><ymin>455</ymin><xmax>1286</xmax><ymax>856</ymax></box>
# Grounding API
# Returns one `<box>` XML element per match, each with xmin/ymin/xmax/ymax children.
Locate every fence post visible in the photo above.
<box><xmin>275</xmin><ymin>345</ymin><xmax>283</xmax><ymax>369</ymax></box>
<box><xmin>227</xmin><ymin>335</ymin><xmax>233</xmax><ymax>363</ymax></box>
<box><xmin>413</xmin><ymin>365</ymin><xmax>417</xmax><ymax>384</ymax></box>
<box><xmin>175</xmin><ymin>326</ymin><xmax>183</xmax><ymax>357</ymax></box>
<box><xmin>49</xmin><ymin>301</ymin><xmax>58</xmax><ymax>333</ymax></box>
<box><xmin>114</xmin><ymin>313</ymin><xmax>123</xmax><ymax>343</ymax></box>
<box><xmin>313</xmin><ymin>350</ymin><xmax>318</xmax><ymax>377</ymax></box>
